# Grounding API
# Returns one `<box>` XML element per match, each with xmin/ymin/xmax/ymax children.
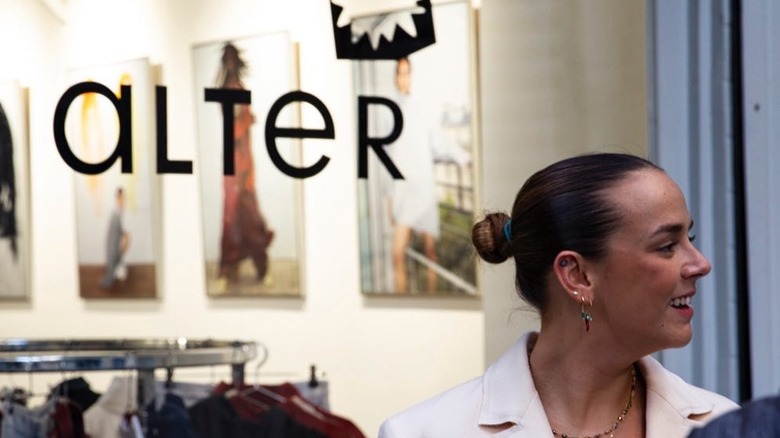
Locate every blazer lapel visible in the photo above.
<box><xmin>640</xmin><ymin>356</ymin><xmax>717</xmax><ymax>437</ymax></box>
<box><xmin>478</xmin><ymin>333</ymin><xmax>555</xmax><ymax>437</ymax></box>
<box><xmin>645</xmin><ymin>390</ymin><xmax>704</xmax><ymax>436</ymax></box>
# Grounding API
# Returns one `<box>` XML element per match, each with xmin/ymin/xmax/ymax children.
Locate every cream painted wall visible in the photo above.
<box><xmin>479</xmin><ymin>0</ymin><xmax>648</xmax><ymax>364</ymax></box>
<box><xmin>0</xmin><ymin>0</ymin><xmax>483</xmax><ymax>436</ymax></box>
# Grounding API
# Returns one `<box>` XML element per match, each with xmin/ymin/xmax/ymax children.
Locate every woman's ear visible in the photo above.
<box><xmin>553</xmin><ymin>251</ymin><xmax>592</xmax><ymax>303</ymax></box>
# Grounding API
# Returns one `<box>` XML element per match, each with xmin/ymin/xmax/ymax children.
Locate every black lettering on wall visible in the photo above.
<box><xmin>53</xmin><ymin>82</ymin><xmax>133</xmax><ymax>175</ymax></box>
<box><xmin>357</xmin><ymin>96</ymin><xmax>403</xmax><ymax>179</ymax></box>
<box><xmin>204</xmin><ymin>88</ymin><xmax>251</xmax><ymax>175</ymax></box>
<box><xmin>156</xmin><ymin>86</ymin><xmax>192</xmax><ymax>174</ymax></box>
<box><xmin>265</xmin><ymin>91</ymin><xmax>334</xmax><ymax>179</ymax></box>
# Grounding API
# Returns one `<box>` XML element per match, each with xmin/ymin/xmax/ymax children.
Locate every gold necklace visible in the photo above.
<box><xmin>551</xmin><ymin>365</ymin><xmax>637</xmax><ymax>438</ymax></box>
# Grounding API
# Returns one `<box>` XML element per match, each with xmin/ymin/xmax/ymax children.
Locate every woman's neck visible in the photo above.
<box><xmin>528</xmin><ymin>329</ymin><xmax>645</xmax><ymax>437</ymax></box>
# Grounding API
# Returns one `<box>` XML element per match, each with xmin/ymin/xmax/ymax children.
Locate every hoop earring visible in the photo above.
<box><xmin>580</xmin><ymin>297</ymin><xmax>593</xmax><ymax>332</ymax></box>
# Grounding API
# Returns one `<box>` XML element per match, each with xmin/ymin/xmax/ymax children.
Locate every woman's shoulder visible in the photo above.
<box><xmin>379</xmin><ymin>333</ymin><xmax>540</xmax><ymax>438</ymax></box>
<box><xmin>378</xmin><ymin>375</ymin><xmax>484</xmax><ymax>438</ymax></box>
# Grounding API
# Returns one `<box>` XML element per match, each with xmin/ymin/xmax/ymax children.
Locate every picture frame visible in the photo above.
<box><xmin>66</xmin><ymin>58</ymin><xmax>160</xmax><ymax>299</ymax></box>
<box><xmin>0</xmin><ymin>80</ymin><xmax>31</xmax><ymax>300</ymax></box>
<box><xmin>354</xmin><ymin>0</ymin><xmax>480</xmax><ymax>297</ymax></box>
<box><xmin>192</xmin><ymin>32</ymin><xmax>305</xmax><ymax>297</ymax></box>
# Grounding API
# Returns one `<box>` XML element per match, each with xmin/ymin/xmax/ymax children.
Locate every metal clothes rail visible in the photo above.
<box><xmin>0</xmin><ymin>338</ymin><xmax>258</xmax><ymax>411</ymax></box>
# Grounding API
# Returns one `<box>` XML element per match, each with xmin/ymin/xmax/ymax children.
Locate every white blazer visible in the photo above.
<box><xmin>379</xmin><ymin>333</ymin><xmax>738</xmax><ymax>438</ymax></box>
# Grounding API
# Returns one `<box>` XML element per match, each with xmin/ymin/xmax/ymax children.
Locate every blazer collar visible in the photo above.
<box><xmin>478</xmin><ymin>332</ymin><xmax>553</xmax><ymax>436</ymax></box>
<box><xmin>478</xmin><ymin>332</ymin><xmax>719</xmax><ymax>437</ymax></box>
<box><xmin>639</xmin><ymin>355</ymin><xmax>719</xmax><ymax>434</ymax></box>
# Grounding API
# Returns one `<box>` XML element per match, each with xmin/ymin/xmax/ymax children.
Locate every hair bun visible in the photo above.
<box><xmin>472</xmin><ymin>212</ymin><xmax>511</xmax><ymax>264</ymax></box>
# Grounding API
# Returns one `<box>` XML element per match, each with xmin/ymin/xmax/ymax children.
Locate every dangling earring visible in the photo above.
<box><xmin>580</xmin><ymin>296</ymin><xmax>593</xmax><ymax>332</ymax></box>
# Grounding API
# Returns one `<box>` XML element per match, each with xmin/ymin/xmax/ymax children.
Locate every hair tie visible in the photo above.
<box><xmin>502</xmin><ymin>219</ymin><xmax>512</xmax><ymax>242</ymax></box>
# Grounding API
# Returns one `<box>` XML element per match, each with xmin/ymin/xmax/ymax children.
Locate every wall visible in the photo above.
<box><xmin>479</xmin><ymin>0</ymin><xmax>648</xmax><ymax>364</ymax></box>
<box><xmin>0</xmin><ymin>1</ymin><xmax>484</xmax><ymax>435</ymax></box>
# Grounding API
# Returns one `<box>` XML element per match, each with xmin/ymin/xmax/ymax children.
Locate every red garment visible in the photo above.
<box><xmin>217</xmin><ymin>382</ymin><xmax>365</xmax><ymax>438</ymax></box>
<box><xmin>217</xmin><ymin>381</ymin><xmax>297</xmax><ymax>421</ymax></box>
<box><xmin>281</xmin><ymin>395</ymin><xmax>365</xmax><ymax>438</ymax></box>
<box><xmin>219</xmin><ymin>105</ymin><xmax>274</xmax><ymax>282</ymax></box>
<box><xmin>49</xmin><ymin>398</ymin><xmax>86</xmax><ymax>438</ymax></box>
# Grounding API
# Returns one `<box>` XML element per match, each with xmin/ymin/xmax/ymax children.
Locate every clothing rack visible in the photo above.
<box><xmin>0</xmin><ymin>338</ymin><xmax>257</xmax><ymax>422</ymax></box>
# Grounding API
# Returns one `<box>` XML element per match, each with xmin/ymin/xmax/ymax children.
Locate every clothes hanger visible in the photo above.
<box><xmin>56</xmin><ymin>355</ymin><xmax>69</xmax><ymax>400</ymax></box>
<box><xmin>226</xmin><ymin>342</ymin><xmax>284</xmax><ymax>410</ymax></box>
<box><xmin>246</xmin><ymin>343</ymin><xmax>285</xmax><ymax>403</ymax></box>
<box><xmin>164</xmin><ymin>367</ymin><xmax>175</xmax><ymax>391</ymax></box>
<box><xmin>250</xmin><ymin>342</ymin><xmax>270</xmax><ymax>387</ymax></box>
<box><xmin>223</xmin><ymin>353</ymin><xmax>271</xmax><ymax>412</ymax></box>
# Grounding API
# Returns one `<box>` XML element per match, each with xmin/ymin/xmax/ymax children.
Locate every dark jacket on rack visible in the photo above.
<box><xmin>49</xmin><ymin>377</ymin><xmax>101</xmax><ymax>413</ymax></box>
<box><xmin>189</xmin><ymin>381</ymin><xmax>366</xmax><ymax>438</ymax></box>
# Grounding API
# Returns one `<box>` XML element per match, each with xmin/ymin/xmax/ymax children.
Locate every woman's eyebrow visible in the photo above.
<box><xmin>649</xmin><ymin>220</ymin><xmax>694</xmax><ymax>237</ymax></box>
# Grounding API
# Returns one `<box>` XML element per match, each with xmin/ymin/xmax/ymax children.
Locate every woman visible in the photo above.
<box><xmin>216</xmin><ymin>42</ymin><xmax>274</xmax><ymax>287</ymax></box>
<box><xmin>379</xmin><ymin>153</ymin><xmax>738</xmax><ymax>437</ymax></box>
<box><xmin>387</xmin><ymin>57</ymin><xmax>471</xmax><ymax>294</ymax></box>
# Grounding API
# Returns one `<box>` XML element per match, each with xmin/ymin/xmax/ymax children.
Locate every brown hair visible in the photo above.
<box><xmin>472</xmin><ymin>153</ymin><xmax>661</xmax><ymax>310</ymax></box>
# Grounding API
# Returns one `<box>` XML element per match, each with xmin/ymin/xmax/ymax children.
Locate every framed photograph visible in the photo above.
<box><xmin>0</xmin><ymin>81</ymin><xmax>31</xmax><ymax>300</ymax></box>
<box><xmin>66</xmin><ymin>58</ymin><xmax>159</xmax><ymax>299</ymax></box>
<box><xmin>354</xmin><ymin>0</ymin><xmax>480</xmax><ymax>296</ymax></box>
<box><xmin>192</xmin><ymin>32</ymin><xmax>304</xmax><ymax>297</ymax></box>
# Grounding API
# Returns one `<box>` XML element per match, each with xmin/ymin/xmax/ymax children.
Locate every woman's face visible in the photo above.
<box><xmin>590</xmin><ymin>169</ymin><xmax>711</xmax><ymax>354</ymax></box>
<box><xmin>395</xmin><ymin>59</ymin><xmax>411</xmax><ymax>95</ymax></box>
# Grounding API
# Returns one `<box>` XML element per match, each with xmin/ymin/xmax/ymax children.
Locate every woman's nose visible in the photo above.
<box><xmin>683</xmin><ymin>245</ymin><xmax>712</xmax><ymax>279</ymax></box>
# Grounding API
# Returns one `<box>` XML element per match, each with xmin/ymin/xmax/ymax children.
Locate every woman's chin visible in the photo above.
<box><xmin>665</xmin><ymin>327</ymin><xmax>694</xmax><ymax>349</ymax></box>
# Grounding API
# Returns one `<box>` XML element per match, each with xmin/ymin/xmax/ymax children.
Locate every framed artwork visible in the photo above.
<box><xmin>66</xmin><ymin>58</ymin><xmax>159</xmax><ymax>299</ymax></box>
<box><xmin>0</xmin><ymin>81</ymin><xmax>31</xmax><ymax>300</ymax></box>
<box><xmin>354</xmin><ymin>0</ymin><xmax>480</xmax><ymax>296</ymax></box>
<box><xmin>192</xmin><ymin>32</ymin><xmax>304</xmax><ymax>297</ymax></box>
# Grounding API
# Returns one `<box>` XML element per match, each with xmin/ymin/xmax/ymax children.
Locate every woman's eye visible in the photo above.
<box><xmin>660</xmin><ymin>242</ymin><xmax>677</xmax><ymax>253</ymax></box>
<box><xmin>688</xmin><ymin>234</ymin><xmax>697</xmax><ymax>243</ymax></box>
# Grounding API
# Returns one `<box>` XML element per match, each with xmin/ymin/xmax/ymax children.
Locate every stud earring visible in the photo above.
<box><xmin>559</xmin><ymin>259</ymin><xmax>569</xmax><ymax>267</ymax></box>
<box><xmin>580</xmin><ymin>296</ymin><xmax>593</xmax><ymax>332</ymax></box>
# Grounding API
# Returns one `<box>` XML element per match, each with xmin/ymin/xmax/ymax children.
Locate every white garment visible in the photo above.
<box><xmin>84</xmin><ymin>377</ymin><xmax>137</xmax><ymax>438</ymax></box>
<box><xmin>379</xmin><ymin>332</ymin><xmax>739</xmax><ymax>438</ymax></box>
<box><xmin>387</xmin><ymin>93</ymin><xmax>470</xmax><ymax>238</ymax></box>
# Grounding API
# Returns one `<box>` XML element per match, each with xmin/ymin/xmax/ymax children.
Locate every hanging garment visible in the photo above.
<box><xmin>48</xmin><ymin>398</ymin><xmax>86</xmax><ymax>438</ymax></box>
<box><xmin>280</xmin><ymin>395</ymin><xmax>365</xmax><ymax>438</ymax></box>
<box><xmin>145</xmin><ymin>393</ymin><xmax>197</xmax><ymax>438</ymax></box>
<box><xmin>292</xmin><ymin>380</ymin><xmax>329</xmax><ymax>412</ymax></box>
<box><xmin>188</xmin><ymin>394</ymin><xmax>327</xmax><ymax>438</ymax></box>
<box><xmin>153</xmin><ymin>380</ymin><xmax>213</xmax><ymax>409</ymax></box>
<box><xmin>49</xmin><ymin>378</ymin><xmax>101</xmax><ymax>413</ymax></box>
<box><xmin>118</xmin><ymin>412</ymin><xmax>143</xmax><ymax>438</ymax></box>
<box><xmin>254</xmin><ymin>405</ymin><xmax>328</xmax><ymax>438</ymax></box>
<box><xmin>216</xmin><ymin>382</ymin><xmax>365</xmax><ymax>438</ymax></box>
<box><xmin>83</xmin><ymin>377</ymin><xmax>136</xmax><ymax>438</ymax></box>
<box><xmin>188</xmin><ymin>394</ymin><xmax>267</xmax><ymax>438</ymax></box>
<box><xmin>1</xmin><ymin>396</ymin><xmax>56</xmax><ymax>438</ymax></box>
<box><xmin>214</xmin><ymin>381</ymin><xmax>298</xmax><ymax>415</ymax></box>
